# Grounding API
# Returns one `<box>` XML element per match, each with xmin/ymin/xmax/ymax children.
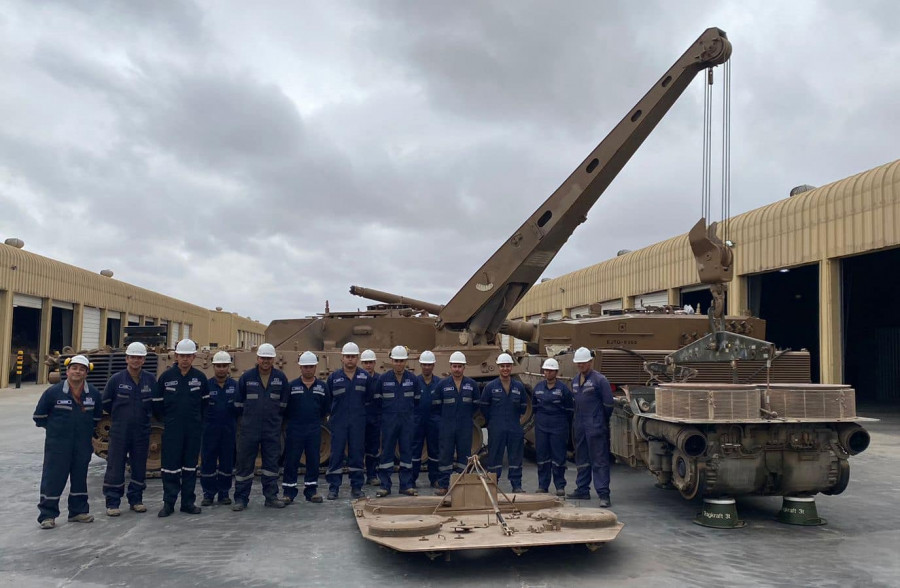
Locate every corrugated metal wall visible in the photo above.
<box><xmin>511</xmin><ymin>159</ymin><xmax>900</xmax><ymax>318</ymax></box>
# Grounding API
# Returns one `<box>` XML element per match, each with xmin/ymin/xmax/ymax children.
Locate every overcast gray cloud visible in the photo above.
<box><xmin>1</xmin><ymin>0</ymin><xmax>898</xmax><ymax>324</ymax></box>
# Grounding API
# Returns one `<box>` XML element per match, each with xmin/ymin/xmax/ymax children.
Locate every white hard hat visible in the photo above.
<box><xmin>175</xmin><ymin>339</ymin><xmax>197</xmax><ymax>355</ymax></box>
<box><xmin>496</xmin><ymin>353</ymin><xmax>515</xmax><ymax>365</ymax></box>
<box><xmin>419</xmin><ymin>350</ymin><xmax>436</xmax><ymax>364</ymax></box>
<box><xmin>360</xmin><ymin>349</ymin><xmax>376</xmax><ymax>362</ymax></box>
<box><xmin>212</xmin><ymin>351</ymin><xmax>232</xmax><ymax>364</ymax></box>
<box><xmin>573</xmin><ymin>347</ymin><xmax>593</xmax><ymax>363</ymax></box>
<box><xmin>256</xmin><ymin>343</ymin><xmax>277</xmax><ymax>358</ymax></box>
<box><xmin>125</xmin><ymin>342</ymin><xmax>147</xmax><ymax>357</ymax></box>
<box><xmin>299</xmin><ymin>351</ymin><xmax>318</xmax><ymax>366</ymax></box>
<box><xmin>449</xmin><ymin>351</ymin><xmax>467</xmax><ymax>365</ymax></box>
<box><xmin>68</xmin><ymin>355</ymin><xmax>91</xmax><ymax>368</ymax></box>
<box><xmin>341</xmin><ymin>342</ymin><xmax>360</xmax><ymax>356</ymax></box>
<box><xmin>542</xmin><ymin>358</ymin><xmax>560</xmax><ymax>371</ymax></box>
<box><xmin>390</xmin><ymin>345</ymin><xmax>409</xmax><ymax>360</ymax></box>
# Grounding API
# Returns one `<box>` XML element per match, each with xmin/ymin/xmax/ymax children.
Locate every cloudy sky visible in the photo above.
<box><xmin>1</xmin><ymin>1</ymin><xmax>897</xmax><ymax>324</ymax></box>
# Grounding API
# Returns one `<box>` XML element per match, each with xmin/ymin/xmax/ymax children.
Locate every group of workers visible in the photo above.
<box><xmin>32</xmin><ymin>340</ymin><xmax>615</xmax><ymax>529</ymax></box>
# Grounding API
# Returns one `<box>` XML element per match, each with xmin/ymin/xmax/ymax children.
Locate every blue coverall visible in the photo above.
<box><xmin>200</xmin><ymin>376</ymin><xmax>237</xmax><ymax>501</ymax></box>
<box><xmin>411</xmin><ymin>373</ymin><xmax>441</xmax><ymax>488</ymax></box>
<box><xmin>532</xmin><ymin>379</ymin><xmax>574</xmax><ymax>492</ymax></box>
<box><xmin>479</xmin><ymin>378</ymin><xmax>527</xmax><ymax>489</ymax></box>
<box><xmin>364</xmin><ymin>371</ymin><xmax>381</xmax><ymax>483</ymax></box>
<box><xmin>102</xmin><ymin>369</ymin><xmax>156</xmax><ymax>509</ymax></box>
<box><xmin>33</xmin><ymin>380</ymin><xmax>103</xmax><ymax>523</ymax></box>
<box><xmin>233</xmin><ymin>367</ymin><xmax>290</xmax><ymax>505</ymax></box>
<box><xmin>571</xmin><ymin>369</ymin><xmax>615</xmax><ymax>498</ymax></box>
<box><xmin>153</xmin><ymin>366</ymin><xmax>209</xmax><ymax>508</ymax></box>
<box><xmin>325</xmin><ymin>368</ymin><xmax>369</xmax><ymax>494</ymax></box>
<box><xmin>432</xmin><ymin>376</ymin><xmax>479</xmax><ymax>489</ymax></box>
<box><xmin>373</xmin><ymin>370</ymin><xmax>420</xmax><ymax>493</ymax></box>
<box><xmin>282</xmin><ymin>377</ymin><xmax>330</xmax><ymax>501</ymax></box>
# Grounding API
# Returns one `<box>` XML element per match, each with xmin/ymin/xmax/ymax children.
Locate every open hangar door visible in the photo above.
<box><xmin>842</xmin><ymin>248</ymin><xmax>900</xmax><ymax>405</ymax></box>
<box><xmin>681</xmin><ymin>285</ymin><xmax>717</xmax><ymax>315</ymax></box>
<box><xmin>747</xmin><ymin>264</ymin><xmax>820</xmax><ymax>383</ymax></box>
<box><xmin>11</xmin><ymin>294</ymin><xmax>42</xmax><ymax>382</ymax></box>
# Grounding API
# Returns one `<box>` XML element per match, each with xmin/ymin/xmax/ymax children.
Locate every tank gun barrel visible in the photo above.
<box><xmin>499</xmin><ymin>319</ymin><xmax>536</xmax><ymax>343</ymax></box>
<box><xmin>437</xmin><ymin>28</ymin><xmax>732</xmax><ymax>344</ymax></box>
<box><xmin>349</xmin><ymin>285</ymin><xmax>444</xmax><ymax>316</ymax></box>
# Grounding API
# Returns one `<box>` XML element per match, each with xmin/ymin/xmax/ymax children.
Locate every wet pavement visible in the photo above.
<box><xmin>1</xmin><ymin>383</ymin><xmax>898</xmax><ymax>587</ymax></box>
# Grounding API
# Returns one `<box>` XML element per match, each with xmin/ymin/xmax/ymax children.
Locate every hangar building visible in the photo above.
<box><xmin>508</xmin><ymin>159</ymin><xmax>900</xmax><ymax>405</ymax></box>
<box><xmin>0</xmin><ymin>243</ymin><xmax>265</xmax><ymax>388</ymax></box>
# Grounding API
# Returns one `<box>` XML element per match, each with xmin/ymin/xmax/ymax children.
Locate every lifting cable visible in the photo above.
<box><xmin>701</xmin><ymin>61</ymin><xmax>732</xmax><ymax>237</ymax></box>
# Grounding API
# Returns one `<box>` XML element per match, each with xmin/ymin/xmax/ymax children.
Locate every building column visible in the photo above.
<box><xmin>819</xmin><ymin>258</ymin><xmax>842</xmax><ymax>384</ymax></box>
<box><xmin>667</xmin><ymin>287</ymin><xmax>679</xmax><ymax>306</ymax></box>
<box><xmin>623</xmin><ymin>295</ymin><xmax>635</xmax><ymax>310</ymax></box>
<box><xmin>728</xmin><ymin>275</ymin><xmax>748</xmax><ymax>316</ymax></box>
<box><xmin>98</xmin><ymin>309</ymin><xmax>108</xmax><ymax>348</ymax></box>
<box><xmin>38</xmin><ymin>298</ymin><xmax>52</xmax><ymax>385</ymax></box>
<box><xmin>0</xmin><ymin>290</ymin><xmax>12</xmax><ymax>389</ymax></box>
<box><xmin>72</xmin><ymin>302</ymin><xmax>84</xmax><ymax>351</ymax></box>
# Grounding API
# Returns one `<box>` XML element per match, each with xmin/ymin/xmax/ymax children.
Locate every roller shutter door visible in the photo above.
<box><xmin>637</xmin><ymin>291</ymin><xmax>668</xmax><ymax>309</ymax></box>
<box><xmin>600</xmin><ymin>299</ymin><xmax>622</xmax><ymax>314</ymax></box>
<box><xmin>13</xmin><ymin>294</ymin><xmax>42</xmax><ymax>309</ymax></box>
<box><xmin>183</xmin><ymin>324</ymin><xmax>191</xmax><ymax>340</ymax></box>
<box><xmin>171</xmin><ymin>323</ymin><xmax>180</xmax><ymax>345</ymax></box>
<box><xmin>81</xmin><ymin>307</ymin><xmax>101</xmax><ymax>350</ymax></box>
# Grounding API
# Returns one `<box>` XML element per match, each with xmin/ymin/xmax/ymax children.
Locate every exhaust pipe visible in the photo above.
<box><xmin>837</xmin><ymin>423</ymin><xmax>870</xmax><ymax>456</ymax></box>
<box><xmin>636</xmin><ymin>418</ymin><xmax>707</xmax><ymax>458</ymax></box>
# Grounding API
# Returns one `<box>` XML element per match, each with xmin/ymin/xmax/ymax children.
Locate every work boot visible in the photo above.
<box><xmin>68</xmin><ymin>513</ymin><xmax>94</xmax><ymax>523</ymax></box>
<box><xmin>375</xmin><ymin>488</ymin><xmax>390</xmax><ymax>498</ymax></box>
<box><xmin>598</xmin><ymin>496</ymin><xmax>612</xmax><ymax>508</ymax></box>
<box><xmin>158</xmin><ymin>503</ymin><xmax>175</xmax><ymax>518</ymax></box>
<box><xmin>402</xmin><ymin>488</ymin><xmax>418</xmax><ymax>496</ymax></box>
<box><xmin>265</xmin><ymin>498</ymin><xmax>286</xmax><ymax>509</ymax></box>
<box><xmin>566</xmin><ymin>490</ymin><xmax>590</xmax><ymax>500</ymax></box>
<box><xmin>200</xmin><ymin>497</ymin><xmax>214</xmax><ymax>507</ymax></box>
<box><xmin>106</xmin><ymin>507</ymin><xmax>121</xmax><ymax>517</ymax></box>
<box><xmin>217</xmin><ymin>496</ymin><xmax>232</xmax><ymax>506</ymax></box>
<box><xmin>535</xmin><ymin>488</ymin><xmax>549</xmax><ymax>494</ymax></box>
<box><xmin>326</xmin><ymin>491</ymin><xmax>338</xmax><ymax>501</ymax></box>
<box><xmin>351</xmin><ymin>488</ymin><xmax>365</xmax><ymax>499</ymax></box>
<box><xmin>39</xmin><ymin>518</ymin><xmax>56</xmax><ymax>530</ymax></box>
<box><xmin>556</xmin><ymin>489</ymin><xmax>566</xmax><ymax>497</ymax></box>
<box><xmin>366</xmin><ymin>478</ymin><xmax>380</xmax><ymax>487</ymax></box>
<box><xmin>511</xmin><ymin>487</ymin><xmax>525</xmax><ymax>494</ymax></box>
<box><xmin>434</xmin><ymin>488</ymin><xmax>448</xmax><ymax>496</ymax></box>
<box><xmin>282</xmin><ymin>496</ymin><xmax>294</xmax><ymax>505</ymax></box>
<box><xmin>130</xmin><ymin>503</ymin><xmax>147</xmax><ymax>513</ymax></box>
<box><xmin>180</xmin><ymin>504</ymin><xmax>202</xmax><ymax>515</ymax></box>
<box><xmin>306</xmin><ymin>494</ymin><xmax>324</xmax><ymax>504</ymax></box>
<box><xmin>231</xmin><ymin>501</ymin><xmax>247</xmax><ymax>512</ymax></box>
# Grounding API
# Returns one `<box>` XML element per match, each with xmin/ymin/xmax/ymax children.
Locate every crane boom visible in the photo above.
<box><xmin>437</xmin><ymin>28</ymin><xmax>732</xmax><ymax>343</ymax></box>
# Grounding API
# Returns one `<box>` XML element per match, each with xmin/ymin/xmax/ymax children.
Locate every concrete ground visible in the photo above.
<box><xmin>1</xmin><ymin>383</ymin><xmax>898</xmax><ymax>588</ymax></box>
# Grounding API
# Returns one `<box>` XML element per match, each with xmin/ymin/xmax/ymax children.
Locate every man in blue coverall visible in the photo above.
<box><xmin>102</xmin><ymin>341</ymin><xmax>155</xmax><ymax>516</ymax></box>
<box><xmin>360</xmin><ymin>349</ymin><xmax>381</xmax><ymax>486</ymax></box>
<box><xmin>411</xmin><ymin>350</ymin><xmax>441</xmax><ymax>489</ymax></box>
<box><xmin>199</xmin><ymin>351</ymin><xmax>238</xmax><ymax>506</ymax></box>
<box><xmin>232</xmin><ymin>343</ymin><xmax>290</xmax><ymax>511</ymax></box>
<box><xmin>432</xmin><ymin>351</ymin><xmax>479</xmax><ymax>496</ymax></box>
<box><xmin>373</xmin><ymin>345</ymin><xmax>421</xmax><ymax>497</ymax></box>
<box><xmin>532</xmin><ymin>357</ymin><xmax>574</xmax><ymax>496</ymax></box>
<box><xmin>325</xmin><ymin>342</ymin><xmax>369</xmax><ymax>500</ymax></box>
<box><xmin>479</xmin><ymin>353</ymin><xmax>527</xmax><ymax>493</ymax></box>
<box><xmin>153</xmin><ymin>339</ymin><xmax>208</xmax><ymax>517</ymax></box>
<box><xmin>567</xmin><ymin>347</ymin><xmax>615</xmax><ymax>508</ymax></box>
<box><xmin>33</xmin><ymin>355</ymin><xmax>103</xmax><ymax>529</ymax></box>
<box><xmin>282</xmin><ymin>351</ymin><xmax>330</xmax><ymax>504</ymax></box>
